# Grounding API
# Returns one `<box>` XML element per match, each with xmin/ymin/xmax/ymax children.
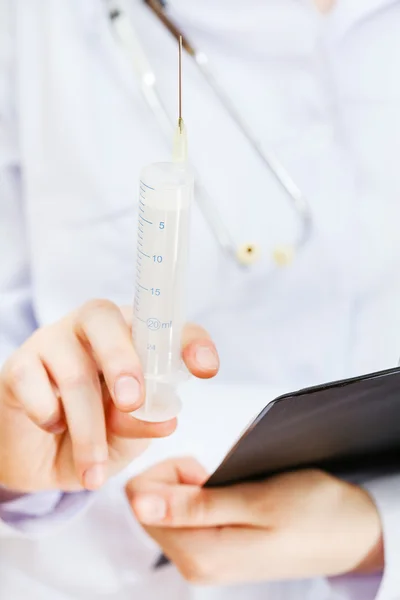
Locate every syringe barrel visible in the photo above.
<box><xmin>132</xmin><ymin>162</ymin><xmax>193</xmax><ymax>420</ymax></box>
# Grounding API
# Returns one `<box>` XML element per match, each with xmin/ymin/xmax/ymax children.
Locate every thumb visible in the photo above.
<box><xmin>120</xmin><ymin>311</ymin><xmax>219</xmax><ymax>380</ymax></box>
<box><xmin>181</xmin><ymin>323</ymin><xmax>220</xmax><ymax>379</ymax></box>
<box><xmin>128</xmin><ymin>482</ymin><xmax>260</xmax><ymax>528</ymax></box>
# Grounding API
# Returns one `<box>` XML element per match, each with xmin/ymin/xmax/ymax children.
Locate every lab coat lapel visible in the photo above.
<box><xmin>331</xmin><ymin>0</ymin><xmax>400</xmax><ymax>36</ymax></box>
<box><xmin>90</xmin><ymin>0</ymin><xmax>145</xmax><ymax>106</ymax></box>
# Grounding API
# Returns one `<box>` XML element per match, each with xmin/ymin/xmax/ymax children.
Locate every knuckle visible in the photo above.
<box><xmin>184</xmin><ymin>492</ymin><xmax>210</xmax><ymax>526</ymax></box>
<box><xmin>58</xmin><ymin>370</ymin><xmax>91</xmax><ymax>392</ymax></box>
<box><xmin>199</xmin><ymin>490</ymin><xmax>216</xmax><ymax>518</ymax></box>
<box><xmin>251</xmin><ymin>493</ymin><xmax>269</xmax><ymax>517</ymax></box>
<box><xmin>75</xmin><ymin>442</ymin><xmax>108</xmax><ymax>465</ymax></box>
<box><xmin>79</xmin><ymin>298</ymin><xmax>118</xmax><ymax>321</ymax></box>
<box><xmin>173</xmin><ymin>490</ymin><xmax>209</xmax><ymax>525</ymax></box>
<box><xmin>248</xmin><ymin>482</ymin><xmax>274</xmax><ymax>516</ymax></box>
<box><xmin>102</xmin><ymin>348</ymin><xmax>138</xmax><ymax>375</ymax></box>
<box><xmin>167</xmin><ymin>492</ymin><xmax>203</xmax><ymax>525</ymax></box>
<box><xmin>4</xmin><ymin>353</ymin><xmax>34</xmax><ymax>389</ymax></box>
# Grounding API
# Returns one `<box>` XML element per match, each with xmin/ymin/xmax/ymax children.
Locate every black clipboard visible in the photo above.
<box><xmin>155</xmin><ymin>366</ymin><xmax>400</xmax><ymax>567</ymax></box>
<box><xmin>206</xmin><ymin>365</ymin><xmax>400</xmax><ymax>487</ymax></box>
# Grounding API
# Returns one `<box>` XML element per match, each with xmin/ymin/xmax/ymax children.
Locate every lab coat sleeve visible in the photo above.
<box><xmin>327</xmin><ymin>473</ymin><xmax>400</xmax><ymax>600</ymax></box>
<box><xmin>0</xmin><ymin>0</ymin><xmax>37</xmax><ymax>366</ymax></box>
<box><xmin>0</xmin><ymin>489</ymin><xmax>93</xmax><ymax>539</ymax></box>
<box><xmin>0</xmin><ymin>6</ymin><xmax>93</xmax><ymax>540</ymax></box>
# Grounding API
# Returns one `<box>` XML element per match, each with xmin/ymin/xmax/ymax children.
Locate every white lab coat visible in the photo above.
<box><xmin>1</xmin><ymin>0</ymin><xmax>400</xmax><ymax>598</ymax></box>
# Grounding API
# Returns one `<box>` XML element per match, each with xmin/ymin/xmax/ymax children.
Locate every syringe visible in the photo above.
<box><xmin>131</xmin><ymin>38</ymin><xmax>193</xmax><ymax>422</ymax></box>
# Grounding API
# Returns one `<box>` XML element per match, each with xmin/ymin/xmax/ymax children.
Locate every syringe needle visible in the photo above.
<box><xmin>173</xmin><ymin>35</ymin><xmax>188</xmax><ymax>162</ymax></box>
<box><xmin>178</xmin><ymin>35</ymin><xmax>182</xmax><ymax>126</ymax></box>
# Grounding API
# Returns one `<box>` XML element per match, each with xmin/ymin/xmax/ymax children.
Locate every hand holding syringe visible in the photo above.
<box><xmin>0</xmin><ymin>37</ymin><xmax>219</xmax><ymax>496</ymax></box>
<box><xmin>131</xmin><ymin>38</ymin><xmax>199</xmax><ymax>422</ymax></box>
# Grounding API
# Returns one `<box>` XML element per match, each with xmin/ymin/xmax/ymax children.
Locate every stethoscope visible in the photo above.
<box><xmin>107</xmin><ymin>0</ymin><xmax>313</xmax><ymax>268</ymax></box>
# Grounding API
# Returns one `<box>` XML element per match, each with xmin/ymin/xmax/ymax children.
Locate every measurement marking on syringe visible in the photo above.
<box><xmin>139</xmin><ymin>200</ymin><xmax>145</xmax><ymax>207</ymax></box>
<box><xmin>138</xmin><ymin>284</ymin><xmax>148</xmax><ymax>291</ymax></box>
<box><xmin>139</xmin><ymin>207</ymin><xmax>145</xmax><ymax>213</ymax></box>
<box><xmin>139</xmin><ymin>249</ymin><xmax>150</xmax><ymax>258</ymax></box>
<box><xmin>140</xmin><ymin>180</ymin><xmax>155</xmax><ymax>190</ymax></box>
<box><xmin>139</xmin><ymin>226</ymin><xmax>144</xmax><ymax>234</ymax></box>
<box><xmin>138</xmin><ymin>240</ymin><xmax>143</xmax><ymax>246</ymax></box>
<box><xmin>139</xmin><ymin>216</ymin><xmax>153</xmax><ymax>225</ymax></box>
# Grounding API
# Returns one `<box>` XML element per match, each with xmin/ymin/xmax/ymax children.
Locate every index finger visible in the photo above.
<box><xmin>75</xmin><ymin>300</ymin><xmax>145</xmax><ymax>413</ymax></box>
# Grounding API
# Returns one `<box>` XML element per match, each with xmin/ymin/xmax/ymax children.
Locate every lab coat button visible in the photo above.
<box><xmin>272</xmin><ymin>245</ymin><xmax>295</xmax><ymax>267</ymax></box>
<box><xmin>236</xmin><ymin>243</ymin><xmax>261</xmax><ymax>265</ymax></box>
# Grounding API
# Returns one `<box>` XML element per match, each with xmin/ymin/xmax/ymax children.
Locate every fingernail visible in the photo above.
<box><xmin>133</xmin><ymin>494</ymin><xmax>167</xmax><ymax>523</ymax></box>
<box><xmin>83</xmin><ymin>464</ymin><xmax>106</xmax><ymax>490</ymax></box>
<box><xmin>194</xmin><ymin>346</ymin><xmax>219</xmax><ymax>371</ymax></box>
<box><xmin>114</xmin><ymin>376</ymin><xmax>141</xmax><ymax>408</ymax></box>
